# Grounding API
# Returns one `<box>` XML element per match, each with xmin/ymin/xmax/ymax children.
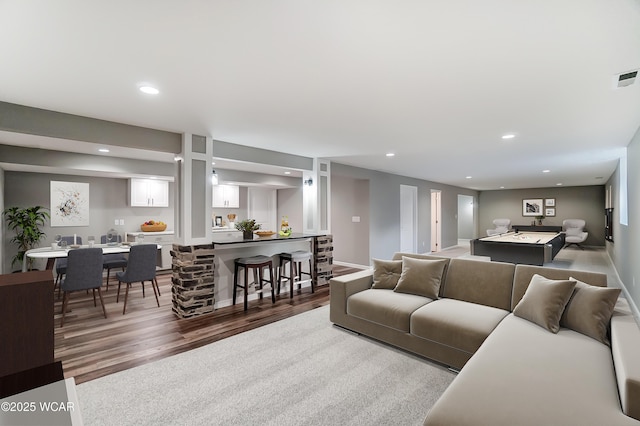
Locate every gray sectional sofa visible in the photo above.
<box><xmin>329</xmin><ymin>253</ymin><xmax>640</xmax><ymax>425</ymax></box>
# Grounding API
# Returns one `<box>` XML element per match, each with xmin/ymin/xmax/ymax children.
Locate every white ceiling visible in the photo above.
<box><xmin>1</xmin><ymin>1</ymin><xmax>639</xmax><ymax>190</ymax></box>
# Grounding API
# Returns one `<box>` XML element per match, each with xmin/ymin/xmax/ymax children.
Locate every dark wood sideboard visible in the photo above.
<box><xmin>0</xmin><ymin>270</ymin><xmax>61</xmax><ymax>397</ymax></box>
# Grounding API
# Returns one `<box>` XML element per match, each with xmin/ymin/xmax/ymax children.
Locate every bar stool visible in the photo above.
<box><xmin>277</xmin><ymin>251</ymin><xmax>314</xmax><ymax>298</ymax></box>
<box><xmin>233</xmin><ymin>255</ymin><xmax>275</xmax><ymax>311</ymax></box>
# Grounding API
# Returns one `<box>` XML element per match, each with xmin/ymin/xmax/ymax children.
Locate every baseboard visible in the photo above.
<box><xmin>605</xmin><ymin>250</ymin><xmax>640</xmax><ymax>324</ymax></box>
<box><xmin>332</xmin><ymin>260</ymin><xmax>369</xmax><ymax>270</ymax></box>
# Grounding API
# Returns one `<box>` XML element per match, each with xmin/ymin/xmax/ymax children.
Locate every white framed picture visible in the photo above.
<box><xmin>51</xmin><ymin>181</ymin><xmax>90</xmax><ymax>227</ymax></box>
<box><xmin>545</xmin><ymin>198</ymin><xmax>556</xmax><ymax>207</ymax></box>
<box><xmin>522</xmin><ymin>198</ymin><xmax>544</xmax><ymax>216</ymax></box>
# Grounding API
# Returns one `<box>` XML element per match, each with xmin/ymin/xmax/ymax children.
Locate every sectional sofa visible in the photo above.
<box><xmin>329</xmin><ymin>252</ymin><xmax>640</xmax><ymax>425</ymax></box>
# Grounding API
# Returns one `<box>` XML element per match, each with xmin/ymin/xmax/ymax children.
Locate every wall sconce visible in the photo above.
<box><xmin>304</xmin><ymin>177</ymin><xmax>313</xmax><ymax>186</ymax></box>
<box><xmin>211</xmin><ymin>170</ymin><xmax>219</xmax><ymax>185</ymax></box>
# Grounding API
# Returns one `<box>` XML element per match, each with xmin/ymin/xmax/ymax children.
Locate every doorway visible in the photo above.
<box><xmin>457</xmin><ymin>195</ymin><xmax>474</xmax><ymax>245</ymax></box>
<box><xmin>430</xmin><ymin>190</ymin><xmax>441</xmax><ymax>252</ymax></box>
<box><xmin>400</xmin><ymin>185</ymin><xmax>417</xmax><ymax>253</ymax></box>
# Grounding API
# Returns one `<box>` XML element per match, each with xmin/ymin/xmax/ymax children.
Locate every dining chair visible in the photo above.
<box><xmin>54</xmin><ymin>235</ymin><xmax>83</xmax><ymax>297</ymax></box>
<box><xmin>116</xmin><ymin>244</ymin><xmax>160</xmax><ymax>314</ymax></box>
<box><xmin>100</xmin><ymin>234</ymin><xmax>128</xmax><ymax>292</ymax></box>
<box><xmin>60</xmin><ymin>248</ymin><xmax>107</xmax><ymax>327</ymax></box>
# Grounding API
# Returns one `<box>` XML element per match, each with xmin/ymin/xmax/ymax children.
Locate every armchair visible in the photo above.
<box><xmin>486</xmin><ymin>219</ymin><xmax>511</xmax><ymax>236</ymax></box>
<box><xmin>563</xmin><ymin>219</ymin><xmax>588</xmax><ymax>248</ymax></box>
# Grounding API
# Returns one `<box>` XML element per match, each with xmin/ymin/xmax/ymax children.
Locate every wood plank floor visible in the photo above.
<box><xmin>54</xmin><ymin>264</ymin><xmax>361</xmax><ymax>384</ymax></box>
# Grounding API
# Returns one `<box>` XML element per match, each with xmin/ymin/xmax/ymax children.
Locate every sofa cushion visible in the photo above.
<box><xmin>424</xmin><ymin>314</ymin><xmax>639</xmax><ymax>426</ymax></box>
<box><xmin>346</xmin><ymin>289</ymin><xmax>432</xmax><ymax>332</ymax></box>
<box><xmin>513</xmin><ymin>274</ymin><xmax>575</xmax><ymax>333</ymax></box>
<box><xmin>560</xmin><ymin>278</ymin><xmax>621</xmax><ymax>345</ymax></box>
<box><xmin>371</xmin><ymin>259</ymin><xmax>403</xmax><ymax>289</ymax></box>
<box><xmin>511</xmin><ymin>264</ymin><xmax>607</xmax><ymax>310</ymax></box>
<box><xmin>411</xmin><ymin>299</ymin><xmax>509</xmax><ymax>354</ymax></box>
<box><xmin>394</xmin><ymin>257</ymin><xmax>448</xmax><ymax>299</ymax></box>
<box><xmin>441</xmin><ymin>258</ymin><xmax>515</xmax><ymax>311</ymax></box>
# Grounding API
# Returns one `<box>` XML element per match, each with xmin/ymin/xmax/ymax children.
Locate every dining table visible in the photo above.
<box><xmin>23</xmin><ymin>243</ymin><xmax>162</xmax><ymax>272</ymax></box>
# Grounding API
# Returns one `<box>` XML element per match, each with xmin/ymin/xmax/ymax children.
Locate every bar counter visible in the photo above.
<box><xmin>171</xmin><ymin>234</ymin><xmax>333</xmax><ymax>318</ymax></box>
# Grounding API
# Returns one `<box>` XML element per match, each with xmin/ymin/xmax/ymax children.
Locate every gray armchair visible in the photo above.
<box><xmin>116</xmin><ymin>244</ymin><xmax>160</xmax><ymax>314</ymax></box>
<box><xmin>60</xmin><ymin>248</ymin><xmax>107</xmax><ymax>326</ymax></box>
<box><xmin>486</xmin><ymin>219</ymin><xmax>511</xmax><ymax>236</ymax></box>
<box><xmin>563</xmin><ymin>219</ymin><xmax>588</xmax><ymax>248</ymax></box>
<box><xmin>55</xmin><ymin>236</ymin><xmax>83</xmax><ymax>297</ymax></box>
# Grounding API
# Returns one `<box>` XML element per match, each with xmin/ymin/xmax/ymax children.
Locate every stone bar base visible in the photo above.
<box><xmin>313</xmin><ymin>235</ymin><xmax>333</xmax><ymax>286</ymax></box>
<box><xmin>171</xmin><ymin>243</ymin><xmax>215</xmax><ymax>318</ymax></box>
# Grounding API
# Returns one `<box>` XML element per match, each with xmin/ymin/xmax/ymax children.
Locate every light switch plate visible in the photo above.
<box><xmin>352</xmin><ymin>216</ymin><xmax>361</xmax><ymax>223</ymax></box>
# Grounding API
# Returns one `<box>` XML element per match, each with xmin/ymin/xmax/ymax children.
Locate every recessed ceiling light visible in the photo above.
<box><xmin>542</xmin><ymin>169</ymin><xmax>551</xmax><ymax>173</ymax></box>
<box><xmin>556</xmin><ymin>183</ymin><xmax>563</xmax><ymax>186</ymax></box>
<box><xmin>386</xmin><ymin>153</ymin><xmax>395</xmax><ymax>157</ymax></box>
<box><xmin>98</xmin><ymin>148</ymin><xmax>110</xmax><ymax>153</ymax></box>
<box><xmin>501</xmin><ymin>134</ymin><xmax>516</xmax><ymax>140</ymax></box>
<box><xmin>284</xmin><ymin>171</ymin><xmax>291</xmax><ymax>175</ymax></box>
<box><xmin>500</xmin><ymin>186</ymin><xmax>505</xmax><ymax>189</ymax></box>
<box><xmin>466</xmin><ymin>176</ymin><xmax>472</xmax><ymax>179</ymax></box>
<box><xmin>139</xmin><ymin>85</ymin><xmax>159</xmax><ymax>95</ymax></box>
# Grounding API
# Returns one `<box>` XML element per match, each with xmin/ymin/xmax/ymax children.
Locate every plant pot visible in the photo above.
<box><xmin>243</xmin><ymin>231</ymin><xmax>254</xmax><ymax>240</ymax></box>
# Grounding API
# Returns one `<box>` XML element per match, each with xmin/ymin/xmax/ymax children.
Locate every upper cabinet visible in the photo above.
<box><xmin>130</xmin><ymin>179</ymin><xmax>169</xmax><ymax>207</ymax></box>
<box><xmin>212</xmin><ymin>184</ymin><xmax>239</xmax><ymax>208</ymax></box>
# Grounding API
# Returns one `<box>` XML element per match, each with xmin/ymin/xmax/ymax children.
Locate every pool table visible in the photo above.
<box><xmin>470</xmin><ymin>231</ymin><xmax>565</xmax><ymax>266</ymax></box>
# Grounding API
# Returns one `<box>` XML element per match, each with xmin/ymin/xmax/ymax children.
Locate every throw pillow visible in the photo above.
<box><xmin>560</xmin><ymin>278</ymin><xmax>621</xmax><ymax>345</ymax></box>
<box><xmin>371</xmin><ymin>259</ymin><xmax>403</xmax><ymax>289</ymax></box>
<box><xmin>393</xmin><ymin>256</ymin><xmax>447</xmax><ymax>299</ymax></box>
<box><xmin>513</xmin><ymin>274</ymin><xmax>576</xmax><ymax>333</ymax></box>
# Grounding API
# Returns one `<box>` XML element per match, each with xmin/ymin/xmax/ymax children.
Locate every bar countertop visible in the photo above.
<box><xmin>211</xmin><ymin>232</ymin><xmax>323</xmax><ymax>246</ymax></box>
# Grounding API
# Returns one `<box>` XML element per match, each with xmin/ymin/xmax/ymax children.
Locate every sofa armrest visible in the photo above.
<box><xmin>330</xmin><ymin>270</ymin><xmax>373</xmax><ymax>324</ymax></box>
<box><xmin>611</xmin><ymin>300</ymin><xmax>640</xmax><ymax>421</ymax></box>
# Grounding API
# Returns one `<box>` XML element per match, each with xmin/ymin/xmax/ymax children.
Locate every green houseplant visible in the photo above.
<box><xmin>235</xmin><ymin>219</ymin><xmax>261</xmax><ymax>239</ymax></box>
<box><xmin>2</xmin><ymin>205</ymin><xmax>50</xmax><ymax>271</ymax></box>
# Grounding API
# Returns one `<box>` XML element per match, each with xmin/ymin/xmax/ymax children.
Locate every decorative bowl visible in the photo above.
<box><xmin>141</xmin><ymin>224</ymin><xmax>167</xmax><ymax>232</ymax></box>
<box><xmin>255</xmin><ymin>231</ymin><xmax>276</xmax><ymax>237</ymax></box>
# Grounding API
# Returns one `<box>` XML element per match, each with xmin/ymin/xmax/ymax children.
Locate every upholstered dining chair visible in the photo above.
<box><xmin>100</xmin><ymin>234</ymin><xmax>128</xmax><ymax>292</ymax></box>
<box><xmin>116</xmin><ymin>244</ymin><xmax>160</xmax><ymax>315</ymax></box>
<box><xmin>60</xmin><ymin>248</ymin><xmax>107</xmax><ymax>327</ymax></box>
<box><xmin>54</xmin><ymin>235</ymin><xmax>83</xmax><ymax>297</ymax></box>
<box><xmin>563</xmin><ymin>219</ymin><xmax>588</xmax><ymax>248</ymax></box>
<box><xmin>486</xmin><ymin>219</ymin><xmax>511</xmax><ymax>236</ymax></box>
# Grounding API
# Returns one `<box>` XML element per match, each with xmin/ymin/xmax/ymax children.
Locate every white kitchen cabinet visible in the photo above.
<box><xmin>212</xmin><ymin>184</ymin><xmax>239</xmax><ymax>208</ymax></box>
<box><xmin>130</xmin><ymin>179</ymin><xmax>169</xmax><ymax>207</ymax></box>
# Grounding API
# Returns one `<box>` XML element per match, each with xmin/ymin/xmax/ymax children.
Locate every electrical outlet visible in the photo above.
<box><xmin>114</xmin><ymin>219</ymin><xmax>119</xmax><ymax>225</ymax></box>
<box><xmin>119</xmin><ymin>219</ymin><xmax>125</xmax><ymax>226</ymax></box>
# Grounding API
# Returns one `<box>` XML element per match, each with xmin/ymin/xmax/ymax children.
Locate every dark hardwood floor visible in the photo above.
<box><xmin>54</xmin><ymin>264</ymin><xmax>361</xmax><ymax>384</ymax></box>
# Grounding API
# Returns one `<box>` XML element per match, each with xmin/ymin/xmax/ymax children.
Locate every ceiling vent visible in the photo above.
<box><xmin>614</xmin><ymin>70</ymin><xmax>638</xmax><ymax>88</ymax></box>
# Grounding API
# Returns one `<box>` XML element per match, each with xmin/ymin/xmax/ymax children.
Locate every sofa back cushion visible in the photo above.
<box><xmin>391</xmin><ymin>253</ymin><xmax>451</xmax><ymax>297</ymax></box>
<box><xmin>511</xmin><ymin>265</ymin><xmax>607</xmax><ymax>311</ymax></box>
<box><xmin>393</xmin><ymin>257</ymin><xmax>448</xmax><ymax>299</ymax></box>
<box><xmin>441</xmin><ymin>258</ymin><xmax>515</xmax><ymax>311</ymax></box>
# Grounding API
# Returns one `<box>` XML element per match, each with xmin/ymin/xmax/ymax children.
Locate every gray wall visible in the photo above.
<box><xmin>331</xmin><ymin>162</ymin><xmax>478</xmax><ymax>264</ymax></box>
<box><xmin>331</xmin><ymin>175</ymin><xmax>370</xmax><ymax>266</ymax></box>
<box><xmin>478</xmin><ymin>186</ymin><xmax>605</xmax><ymax>245</ymax></box>
<box><xmin>277</xmin><ymin>187</ymin><xmax>303</xmax><ymax>234</ymax></box>
<box><xmin>607</xmin><ymin>125</ymin><xmax>640</xmax><ymax>318</ymax></box>
<box><xmin>2</xmin><ymin>172</ymin><xmax>174</xmax><ymax>272</ymax></box>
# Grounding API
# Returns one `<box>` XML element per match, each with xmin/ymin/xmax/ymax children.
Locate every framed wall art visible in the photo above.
<box><xmin>50</xmin><ymin>181</ymin><xmax>90</xmax><ymax>227</ymax></box>
<box><xmin>522</xmin><ymin>198</ymin><xmax>544</xmax><ymax>216</ymax></box>
<box><xmin>545</xmin><ymin>198</ymin><xmax>556</xmax><ymax>207</ymax></box>
<box><xmin>545</xmin><ymin>208</ymin><xmax>556</xmax><ymax>217</ymax></box>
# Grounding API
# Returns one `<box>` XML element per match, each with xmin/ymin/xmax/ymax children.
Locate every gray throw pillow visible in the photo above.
<box><xmin>560</xmin><ymin>278</ymin><xmax>621</xmax><ymax>345</ymax></box>
<box><xmin>393</xmin><ymin>256</ymin><xmax>447</xmax><ymax>299</ymax></box>
<box><xmin>513</xmin><ymin>274</ymin><xmax>576</xmax><ymax>333</ymax></box>
<box><xmin>371</xmin><ymin>259</ymin><xmax>403</xmax><ymax>289</ymax></box>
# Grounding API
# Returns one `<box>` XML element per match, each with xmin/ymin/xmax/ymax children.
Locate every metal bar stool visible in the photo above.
<box><xmin>233</xmin><ymin>255</ymin><xmax>275</xmax><ymax>311</ymax></box>
<box><xmin>277</xmin><ymin>251</ymin><xmax>314</xmax><ymax>298</ymax></box>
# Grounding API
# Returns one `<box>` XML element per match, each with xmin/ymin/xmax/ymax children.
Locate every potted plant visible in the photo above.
<box><xmin>535</xmin><ymin>215</ymin><xmax>545</xmax><ymax>226</ymax></box>
<box><xmin>2</xmin><ymin>205</ymin><xmax>50</xmax><ymax>271</ymax></box>
<box><xmin>235</xmin><ymin>219</ymin><xmax>261</xmax><ymax>240</ymax></box>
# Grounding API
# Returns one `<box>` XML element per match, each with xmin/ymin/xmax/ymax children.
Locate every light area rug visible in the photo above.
<box><xmin>76</xmin><ymin>305</ymin><xmax>455</xmax><ymax>426</ymax></box>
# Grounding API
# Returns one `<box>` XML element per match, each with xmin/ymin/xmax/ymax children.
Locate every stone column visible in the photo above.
<box><xmin>171</xmin><ymin>243</ymin><xmax>215</xmax><ymax>318</ymax></box>
<box><xmin>313</xmin><ymin>235</ymin><xmax>333</xmax><ymax>286</ymax></box>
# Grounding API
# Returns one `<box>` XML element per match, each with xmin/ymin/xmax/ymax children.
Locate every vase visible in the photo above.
<box><xmin>243</xmin><ymin>231</ymin><xmax>254</xmax><ymax>240</ymax></box>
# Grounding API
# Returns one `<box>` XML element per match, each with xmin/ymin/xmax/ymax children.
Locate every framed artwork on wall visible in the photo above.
<box><xmin>545</xmin><ymin>198</ymin><xmax>556</xmax><ymax>207</ymax></box>
<box><xmin>51</xmin><ymin>181</ymin><xmax>90</xmax><ymax>227</ymax></box>
<box><xmin>522</xmin><ymin>199</ymin><xmax>544</xmax><ymax>216</ymax></box>
<box><xmin>545</xmin><ymin>208</ymin><xmax>556</xmax><ymax>217</ymax></box>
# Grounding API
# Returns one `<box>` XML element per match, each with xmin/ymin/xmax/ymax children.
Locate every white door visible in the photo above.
<box><xmin>431</xmin><ymin>190</ymin><xmax>442</xmax><ymax>252</ymax></box>
<box><xmin>400</xmin><ymin>185</ymin><xmax>417</xmax><ymax>253</ymax></box>
<box><xmin>247</xmin><ymin>188</ymin><xmax>277</xmax><ymax>231</ymax></box>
